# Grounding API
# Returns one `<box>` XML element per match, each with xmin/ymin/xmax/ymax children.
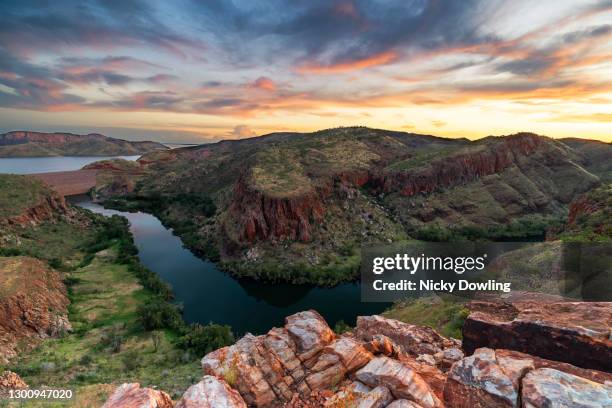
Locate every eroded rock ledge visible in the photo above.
<box><xmin>103</xmin><ymin>305</ymin><xmax>611</xmax><ymax>408</ymax></box>
<box><xmin>462</xmin><ymin>294</ymin><xmax>612</xmax><ymax>372</ymax></box>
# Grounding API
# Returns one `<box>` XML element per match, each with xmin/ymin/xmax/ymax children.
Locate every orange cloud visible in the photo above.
<box><xmin>296</xmin><ymin>51</ymin><xmax>397</xmax><ymax>74</ymax></box>
<box><xmin>250</xmin><ymin>76</ymin><xmax>277</xmax><ymax>91</ymax></box>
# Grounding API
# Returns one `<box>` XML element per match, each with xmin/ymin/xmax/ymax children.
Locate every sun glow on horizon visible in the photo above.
<box><xmin>0</xmin><ymin>1</ymin><xmax>610</xmax><ymax>143</ymax></box>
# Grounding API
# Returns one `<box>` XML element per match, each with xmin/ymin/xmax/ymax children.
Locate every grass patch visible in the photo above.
<box><xmin>383</xmin><ymin>296</ymin><xmax>469</xmax><ymax>339</ymax></box>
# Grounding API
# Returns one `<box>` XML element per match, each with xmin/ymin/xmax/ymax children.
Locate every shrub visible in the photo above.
<box><xmin>333</xmin><ymin>320</ymin><xmax>352</xmax><ymax>335</ymax></box>
<box><xmin>177</xmin><ymin>323</ymin><xmax>234</xmax><ymax>355</ymax></box>
<box><xmin>99</xmin><ymin>326</ymin><xmax>124</xmax><ymax>353</ymax></box>
<box><xmin>137</xmin><ymin>298</ymin><xmax>183</xmax><ymax>331</ymax></box>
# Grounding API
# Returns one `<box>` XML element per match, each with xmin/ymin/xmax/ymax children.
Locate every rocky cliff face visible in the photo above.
<box><xmin>373</xmin><ymin>133</ymin><xmax>547</xmax><ymax>197</ymax></box>
<box><xmin>0</xmin><ymin>257</ymin><xmax>71</xmax><ymax>364</ymax></box>
<box><xmin>103</xmin><ymin>300</ymin><xmax>612</xmax><ymax>408</ymax></box>
<box><xmin>3</xmin><ymin>192</ymin><xmax>73</xmax><ymax>226</ymax></box>
<box><xmin>227</xmin><ymin>175</ymin><xmax>330</xmax><ymax>243</ymax></box>
<box><xmin>0</xmin><ymin>174</ymin><xmax>74</xmax><ymax>227</ymax></box>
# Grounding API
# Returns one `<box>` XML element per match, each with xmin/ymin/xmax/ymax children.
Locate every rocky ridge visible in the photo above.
<box><xmin>2</xmin><ymin>192</ymin><xmax>73</xmax><ymax>226</ymax></box>
<box><xmin>0</xmin><ymin>131</ymin><xmax>167</xmax><ymax>157</ymax></box>
<box><xmin>103</xmin><ymin>301</ymin><xmax>612</xmax><ymax>408</ymax></box>
<box><xmin>0</xmin><ymin>257</ymin><xmax>71</xmax><ymax>363</ymax></box>
<box><xmin>0</xmin><ymin>174</ymin><xmax>75</xmax><ymax>227</ymax></box>
<box><xmin>90</xmin><ymin>128</ymin><xmax>610</xmax><ymax>284</ymax></box>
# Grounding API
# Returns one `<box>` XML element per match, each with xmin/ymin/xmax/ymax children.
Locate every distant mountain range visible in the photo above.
<box><xmin>91</xmin><ymin>126</ymin><xmax>611</xmax><ymax>285</ymax></box>
<box><xmin>0</xmin><ymin>131</ymin><xmax>168</xmax><ymax>157</ymax></box>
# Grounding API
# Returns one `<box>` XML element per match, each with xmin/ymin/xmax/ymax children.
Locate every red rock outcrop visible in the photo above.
<box><xmin>521</xmin><ymin>368</ymin><xmax>611</xmax><ymax>407</ymax></box>
<box><xmin>200</xmin><ymin>311</ymin><xmax>462</xmax><ymax>408</ymax></box>
<box><xmin>355</xmin><ymin>315</ymin><xmax>461</xmax><ymax>362</ymax></box>
<box><xmin>443</xmin><ymin>348</ymin><xmax>612</xmax><ymax>408</ymax></box>
<box><xmin>0</xmin><ymin>257</ymin><xmax>72</xmax><ymax>363</ymax></box>
<box><xmin>0</xmin><ymin>370</ymin><xmax>27</xmax><ymax>399</ymax></box>
<box><xmin>3</xmin><ymin>190</ymin><xmax>73</xmax><ymax>226</ymax></box>
<box><xmin>462</xmin><ymin>297</ymin><xmax>612</xmax><ymax>372</ymax></box>
<box><xmin>355</xmin><ymin>356</ymin><xmax>443</xmax><ymax>408</ymax></box>
<box><xmin>567</xmin><ymin>193</ymin><xmax>602</xmax><ymax>226</ymax></box>
<box><xmin>373</xmin><ymin>134</ymin><xmax>550</xmax><ymax>197</ymax></box>
<box><xmin>101</xmin><ymin>383</ymin><xmax>173</xmax><ymax>408</ymax></box>
<box><xmin>102</xmin><ymin>304</ymin><xmax>612</xmax><ymax>407</ymax></box>
<box><xmin>227</xmin><ymin>175</ymin><xmax>330</xmax><ymax>243</ymax></box>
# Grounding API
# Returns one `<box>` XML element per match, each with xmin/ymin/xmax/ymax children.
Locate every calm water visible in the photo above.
<box><xmin>0</xmin><ymin>155</ymin><xmax>140</xmax><ymax>174</ymax></box>
<box><xmin>73</xmin><ymin>198</ymin><xmax>388</xmax><ymax>335</ymax></box>
<box><xmin>1</xmin><ymin>156</ymin><xmax>387</xmax><ymax>334</ymax></box>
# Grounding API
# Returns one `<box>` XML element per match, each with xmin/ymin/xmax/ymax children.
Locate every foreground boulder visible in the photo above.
<box><xmin>176</xmin><ymin>375</ymin><xmax>246</xmax><ymax>408</ymax></box>
<box><xmin>355</xmin><ymin>315</ymin><xmax>458</xmax><ymax>358</ymax></box>
<box><xmin>102</xmin><ymin>306</ymin><xmax>612</xmax><ymax>407</ymax></box>
<box><xmin>443</xmin><ymin>348</ymin><xmax>612</xmax><ymax>408</ymax></box>
<box><xmin>444</xmin><ymin>348</ymin><xmax>519</xmax><ymax>408</ymax></box>
<box><xmin>355</xmin><ymin>356</ymin><xmax>443</xmax><ymax>408</ymax></box>
<box><xmin>522</xmin><ymin>368</ymin><xmax>612</xmax><ymax>408</ymax></box>
<box><xmin>200</xmin><ymin>311</ymin><xmax>457</xmax><ymax>407</ymax></box>
<box><xmin>201</xmin><ymin>310</ymin><xmax>344</xmax><ymax>407</ymax></box>
<box><xmin>324</xmin><ymin>382</ymin><xmax>394</xmax><ymax>408</ymax></box>
<box><xmin>462</xmin><ymin>295</ymin><xmax>611</xmax><ymax>372</ymax></box>
<box><xmin>102</xmin><ymin>383</ymin><xmax>173</xmax><ymax>408</ymax></box>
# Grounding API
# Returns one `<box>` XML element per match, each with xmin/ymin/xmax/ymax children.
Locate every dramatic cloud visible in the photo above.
<box><xmin>0</xmin><ymin>0</ymin><xmax>610</xmax><ymax>141</ymax></box>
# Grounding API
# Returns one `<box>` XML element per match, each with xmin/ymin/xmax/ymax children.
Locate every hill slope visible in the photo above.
<box><xmin>0</xmin><ymin>131</ymin><xmax>168</xmax><ymax>157</ymax></box>
<box><xmin>92</xmin><ymin>127</ymin><xmax>609</xmax><ymax>284</ymax></box>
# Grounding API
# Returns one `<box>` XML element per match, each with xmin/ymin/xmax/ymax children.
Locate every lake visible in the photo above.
<box><xmin>1</xmin><ymin>155</ymin><xmax>388</xmax><ymax>334</ymax></box>
<box><xmin>0</xmin><ymin>155</ymin><xmax>140</xmax><ymax>174</ymax></box>
<box><xmin>72</xmin><ymin>197</ymin><xmax>388</xmax><ymax>335</ymax></box>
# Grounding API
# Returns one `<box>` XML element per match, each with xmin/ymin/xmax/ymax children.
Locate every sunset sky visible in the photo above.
<box><xmin>0</xmin><ymin>0</ymin><xmax>611</xmax><ymax>142</ymax></box>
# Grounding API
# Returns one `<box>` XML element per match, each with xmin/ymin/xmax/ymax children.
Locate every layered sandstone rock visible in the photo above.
<box><xmin>462</xmin><ymin>297</ymin><xmax>612</xmax><ymax>372</ymax></box>
<box><xmin>324</xmin><ymin>382</ymin><xmax>393</xmax><ymax>408</ymax></box>
<box><xmin>355</xmin><ymin>315</ymin><xmax>461</xmax><ymax>370</ymax></box>
<box><xmin>176</xmin><ymin>375</ymin><xmax>247</xmax><ymax>408</ymax></box>
<box><xmin>387</xmin><ymin>400</ymin><xmax>425</xmax><ymax>408</ymax></box>
<box><xmin>444</xmin><ymin>348</ymin><xmax>519</xmax><ymax>408</ymax></box>
<box><xmin>375</xmin><ymin>133</ymin><xmax>552</xmax><ymax>197</ymax></box>
<box><xmin>521</xmin><ymin>368</ymin><xmax>612</xmax><ymax>407</ymax></box>
<box><xmin>0</xmin><ymin>257</ymin><xmax>72</xmax><ymax>363</ymax></box>
<box><xmin>200</xmin><ymin>310</ymin><xmax>460</xmax><ymax>407</ymax></box>
<box><xmin>443</xmin><ymin>348</ymin><xmax>612</xmax><ymax>408</ymax></box>
<box><xmin>355</xmin><ymin>356</ymin><xmax>443</xmax><ymax>408</ymax></box>
<box><xmin>201</xmin><ymin>310</ymin><xmax>348</xmax><ymax>407</ymax></box>
<box><xmin>101</xmin><ymin>383</ymin><xmax>173</xmax><ymax>408</ymax></box>
<box><xmin>228</xmin><ymin>175</ymin><xmax>330</xmax><ymax>243</ymax></box>
<box><xmin>102</xmin><ymin>305</ymin><xmax>612</xmax><ymax>407</ymax></box>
